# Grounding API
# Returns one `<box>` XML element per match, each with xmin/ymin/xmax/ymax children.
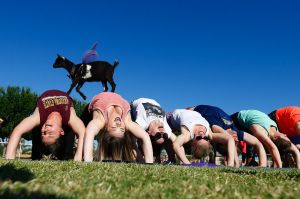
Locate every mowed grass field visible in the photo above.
<box><xmin>0</xmin><ymin>159</ymin><xmax>300</xmax><ymax>199</ymax></box>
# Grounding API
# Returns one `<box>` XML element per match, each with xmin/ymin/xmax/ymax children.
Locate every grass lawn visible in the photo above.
<box><xmin>0</xmin><ymin>159</ymin><xmax>300</xmax><ymax>199</ymax></box>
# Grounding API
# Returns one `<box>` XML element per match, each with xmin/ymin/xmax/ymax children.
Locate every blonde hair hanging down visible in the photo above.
<box><xmin>94</xmin><ymin>129</ymin><xmax>136</xmax><ymax>162</ymax></box>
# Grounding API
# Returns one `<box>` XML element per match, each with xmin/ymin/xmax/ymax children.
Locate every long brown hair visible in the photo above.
<box><xmin>192</xmin><ymin>140</ymin><xmax>213</xmax><ymax>159</ymax></box>
<box><xmin>94</xmin><ymin>129</ymin><xmax>136</xmax><ymax>162</ymax></box>
<box><xmin>273</xmin><ymin>138</ymin><xmax>291</xmax><ymax>153</ymax></box>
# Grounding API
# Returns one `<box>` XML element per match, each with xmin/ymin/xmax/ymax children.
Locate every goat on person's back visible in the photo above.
<box><xmin>53</xmin><ymin>54</ymin><xmax>119</xmax><ymax>100</ymax></box>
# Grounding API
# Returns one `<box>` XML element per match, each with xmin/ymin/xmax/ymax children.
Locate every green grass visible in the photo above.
<box><xmin>0</xmin><ymin>160</ymin><xmax>300</xmax><ymax>199</ymax></box>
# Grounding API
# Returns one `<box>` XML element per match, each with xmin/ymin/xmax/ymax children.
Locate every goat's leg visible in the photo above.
<box><xmin>76</xmin><ymin>81</ymin><xmax>86</xmax><ymax>100</ymax></box>
<box><xmin>67</xmin><ymin>80</ymin><xmax>79</xmax><ymax>95</ymax></box>
<box><xmin>101</xmin><ymin>81</ymin><xmax>108</xmax><ymax>92</ymax></box>
<box><xmin>107</xmin><ymin>78</ymin><xmax>116</xmax><ymax>92</ymax></box>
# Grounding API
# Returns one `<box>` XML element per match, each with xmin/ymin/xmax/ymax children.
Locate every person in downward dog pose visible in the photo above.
<box><xmin>6</xmin><ymin>90</ymin><xmax>85</xmax><ymax>161</ymax></box>
<box><xmin>130</xmin><ymin>98</ymin><xmax>178</xmax><ymax>163</ymax></box>
<box><xmin>231</xmin><ymin>109</ymin><xmax>300</xmax><ymax>168</ymax></box>
<box><xmin>167</xmin><ymin>108</ymin><xmax>238</xmax><ymax>167</ymax></box>
<box><xmin>268</xmin><ymin>106</ymin><xmax>300</xmax><ymax>168</ymax></box>
<box><xmin>84</xmin><ymin>92</ymin><xmax>153</xmax><ymax>163</ymax></box>
<box><xmin>192</xmin><ymin>105</ymin><xmax>267</xmax><ymax>167</ymax></box>
<box><xmin>269</xmin><ymin>106</ymin><xmax>300</xmax><ymax>150</ymax></box>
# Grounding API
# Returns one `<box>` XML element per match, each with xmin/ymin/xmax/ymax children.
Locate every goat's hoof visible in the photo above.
<box><xmin>82</xmin><ymin>96</ymin><xmax>87</xmax><ymax>100</ymax></box>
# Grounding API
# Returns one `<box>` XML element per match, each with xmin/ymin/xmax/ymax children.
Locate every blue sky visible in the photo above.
<box><xmin>0</xmin><ymin>0</ymin><xmax>299</xmax><ymax>115</ymax></box>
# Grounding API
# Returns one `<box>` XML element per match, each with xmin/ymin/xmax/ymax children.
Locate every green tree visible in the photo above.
<box><xmin>0</xmin><ymin>86</ymin><xmax>38</xmax><ymax>139</ymax></box>
<box><xmin>72</xmin><ymin>98</ymin><xmax>88</xmax><ymax>116</ymax></box>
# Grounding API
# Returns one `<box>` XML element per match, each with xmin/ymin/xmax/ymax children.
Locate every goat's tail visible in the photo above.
<box><xmin>113</xmin><ymin>59</ymin><xmax>119</xmax><ymax>69</ymax></box>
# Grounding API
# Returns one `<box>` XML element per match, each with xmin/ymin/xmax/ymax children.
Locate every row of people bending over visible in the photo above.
<box><xmin>4</xmin><ymin>90</ymin><xmax>300</xmax><ymax>168</ymax></box>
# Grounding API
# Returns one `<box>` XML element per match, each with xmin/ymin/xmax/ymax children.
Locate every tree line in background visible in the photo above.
<box><xmin>0</xmin><ymin>86</ymin><xmax>87</xmax><ymax>140</ymax></box>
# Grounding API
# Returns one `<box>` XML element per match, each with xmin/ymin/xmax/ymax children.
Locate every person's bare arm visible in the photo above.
<box><xmin>169</xmin><ymin>132</ymin><xmax>185</xmax><ymax>160</ymax></box>
<box><xmin>210</xmin><ymin>129</ymin><xmax>236</xmax><ymax>167</ymax></box>
<box><xmin>126</xmin><ymin>115</ymin><xmax>153</xmax><ymax>163</ymax></box>
<box><xmin>6</xmin><ymin>108</ymin><xmax>40</xmax><ymax>159</ymax></box>
<box><xmin>250</xmin><ymin>124</ymin><xmax>282</xmax><ymax>168</ymax></box>
<box><xmin>173</xmin><ymin>127</ymin><xmax>192</xmax><ymax>164</ymax></box>
<box><xmin>242</xmin><ymin>132</ymin><xmax>267</xmax><ymax>167</ymax></box>
<box><xmin>212</xmin><ymin>125</ymin><xmax>239</xmax><ymax>167</ymax></box>
<box><xmin>212</xmin><ymin>125</ymin><xmax>238</xmax><ymax>141</ymax></box>
<box><xmin>84</xmin><ymin>111</ymin><xmax>105</xmax><ymax>162</ymax></box>
<box><xmin>68</xmin><ymin>107</ymin><xmax>86</xmax><ymax>161</ymax></box>
<box><xmin>169</xmin><ymin>132</ymin><xmax>177</xmax><ymax>142</ymax></box>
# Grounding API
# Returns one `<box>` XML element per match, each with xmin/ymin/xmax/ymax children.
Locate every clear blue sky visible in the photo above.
<box><xmin>0</xmin><ymin>0</ymin><xmax>299</xmax><ymax>115</ymax></box>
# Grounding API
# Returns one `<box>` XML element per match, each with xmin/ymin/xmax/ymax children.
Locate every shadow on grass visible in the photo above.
<box><xmin>219</xmin><ymin>167</ymin><xmax>300</xmax><ymax>179</ymax></box>
<box><xmin>0</xmin><ymin>163</ymin><xmax>34</xmax><ymax>182</ymax></box>
<box><xmin>0</xmin><ymin>188</ymin><xmax>69</xmax><ymax>199</ymax></box>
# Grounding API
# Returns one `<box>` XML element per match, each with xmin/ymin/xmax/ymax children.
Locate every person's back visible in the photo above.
<box><xmin>237</xmin><ymin>110</ymin><xmax>277</xmax><ymax>135</ymax></box>
<box><xmin>273</xmin><ymin>106</ymin><xmax>300</xmax><ymax>137</ymax></box>
<box><xmin>232</xmin><ymin>109</ymin><xmax>291</xmax><ymax>168</ymax></box>
<box><xmin>193</xmin><ymin>105</ymin><xmax>236</xmax><ymax>131</ymax></box>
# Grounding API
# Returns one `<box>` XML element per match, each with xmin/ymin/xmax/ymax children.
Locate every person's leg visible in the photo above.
<box><xmin>245</xmin><ymin>145</ymin><xmax>258</xmax><ymax>166</ymax></box>
<box><xmin>242</xmin><ymin>132</ymin><xmax>267</xmax><ymax>167</ymax></box>
<box><xmin>63</xmin><ymin>127</ymin><xmax>75</xmax><ymax>160</ymax></box>
<box><xmin>131</xmin><ymin>136</ymin><xmax>145</xmax><ymax>163</ymax></box>
<box><xmin>31</xmin><ymin>127</ymin><xmax>43</xmax><ymax>160</ymax></box>
<box><xmin>211</xmin><ymin>132</ymin><xmax>237</xmax><ymax>167</ymax></box>
<box><xmin>163</xmin><ymin>139</ymin><xmax>176</xmax><ymax>163</ymax></box>
<box><xmin>80</xmin><ymin>104</ymin><xmax>92</xmax><ymax>126</ymax></box>
<box><xmin>242</xmin><ymin>152</ymin><xmax>246</xmax><ymax>164</ymax></box>
<box><xmin>250</xmin><ymin>124</ymin><xmax>282</xmax><ymax>168</ymax></box>
<box><xmin>152</xmin><ymin>143</ymin><xmax>163</xmax><ymax>163</ymax></box>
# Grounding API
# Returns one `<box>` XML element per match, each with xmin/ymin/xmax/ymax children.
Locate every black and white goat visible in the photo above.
<box><xmin>53</xmin><ymin>54</ymin><xmax>119</xmax><ymax>100</ymax></box>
